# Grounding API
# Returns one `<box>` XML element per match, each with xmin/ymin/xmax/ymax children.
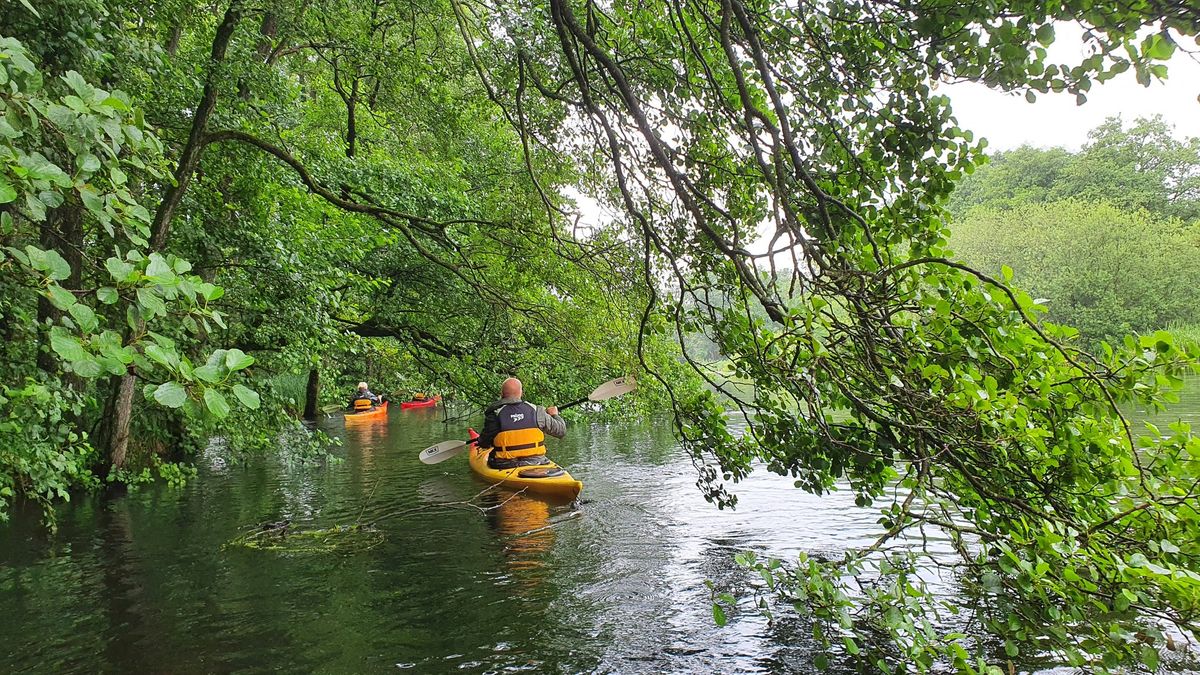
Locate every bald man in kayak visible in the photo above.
<box><xmin>477</xmin><ymin>377</ymin><xmax>566</xmax><ymax>469</ymax></box>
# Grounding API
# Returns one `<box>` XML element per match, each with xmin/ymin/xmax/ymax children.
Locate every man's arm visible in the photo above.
<box><xmin>537</xmin><ymin>405</ymin><xmax>566</xmax><ymax>438</ymax></box>
<box><xmin>477</xmin><ymin>405</ymin><xmax>502</xmax><ymax>448</ymax></box>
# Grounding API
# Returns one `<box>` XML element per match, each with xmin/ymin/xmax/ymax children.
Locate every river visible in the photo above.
<box><xmin>1</xmin><ymin>380</ymin><xmax>1197</xmax><ymax>673</ymax></box>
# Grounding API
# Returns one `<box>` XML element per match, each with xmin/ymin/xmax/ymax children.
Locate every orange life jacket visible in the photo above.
<box><xmin>490</xmin><ymin>401</ymin><xmax>545</xmax><ymax>459</ymax></box>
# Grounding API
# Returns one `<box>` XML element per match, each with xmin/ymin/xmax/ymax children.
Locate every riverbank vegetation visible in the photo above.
<box><xmin>2</xmin><ymin>0</ymin><xmax>1200</xmax><ymax>672</ymax></box>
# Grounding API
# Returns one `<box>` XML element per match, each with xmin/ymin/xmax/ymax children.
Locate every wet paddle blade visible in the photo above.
<box><xmin>588</xmin><ymin>375</ymin><xmax>637</xmax><ymax>402</ymax></box>
<box><xmin>419</xmin><ymin>440</ymin><xmax>469</xmax><ymax>464</ymax></box>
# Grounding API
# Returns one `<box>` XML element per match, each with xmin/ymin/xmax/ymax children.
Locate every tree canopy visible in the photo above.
<box><xmin>948</xmin><ymin>116</ymin><xmax>1200</xmax><ymax>220</ymax></box>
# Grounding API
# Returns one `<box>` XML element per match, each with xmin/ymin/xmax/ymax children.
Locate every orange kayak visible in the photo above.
<box><xmin>344</xmin><ymin>401</ymin><xmax>388</xmax><ymax>423</ymax></box>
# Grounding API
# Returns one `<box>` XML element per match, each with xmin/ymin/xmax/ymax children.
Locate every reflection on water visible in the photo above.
<box><xmin>0</xmin><ymin>379</ymin><xmax>1197</xmax><ymax>673</ymax></box>
<box><xmin>486</xmin><ymin>491</ymin><xmax>554</xmax><ymax>571</ymax></box>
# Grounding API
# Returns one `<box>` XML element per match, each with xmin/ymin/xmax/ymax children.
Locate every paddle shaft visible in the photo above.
<box><xmin>558</xmin><ymin>396</ymin><xmax>588</xmax><ymax>411</ymax></box>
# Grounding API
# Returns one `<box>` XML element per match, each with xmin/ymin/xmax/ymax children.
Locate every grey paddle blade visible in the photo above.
<box><xmin>589</xmin><ymin>375</ymin><xmax>637</xmax><ymax>402</ymax></box>
<box><xmin>419</xmin><ymin>440</ymin><xmax>469</xmax><ymax>464</ymax></box>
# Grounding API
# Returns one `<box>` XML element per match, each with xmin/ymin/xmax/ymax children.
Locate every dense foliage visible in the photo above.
<box><xmin>953</xmin><ymin>200</ymin><xmax>1200</xmax><ymax>344</ymax></box>
<box><xmin>3</xmin><ymin>0</ymin><xmax>1200</xmax><ymax>672</ymax></box>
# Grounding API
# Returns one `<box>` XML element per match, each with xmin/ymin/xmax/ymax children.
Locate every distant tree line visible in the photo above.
<box><xmin>950</xmin><ymin>116</ymin><xmax>1200</xmax><ymax>345</ymax></box>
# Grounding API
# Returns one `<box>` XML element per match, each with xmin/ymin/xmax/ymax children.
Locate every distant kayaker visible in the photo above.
<box><xmin>477</xmin><ymin>377</ymin><xmax>565</xmax><ymax>469</ymax></box>
<box><xmin>349</xmin><ymin>382</ymin><xmax>381</xmax><ymax>410</ymax></box>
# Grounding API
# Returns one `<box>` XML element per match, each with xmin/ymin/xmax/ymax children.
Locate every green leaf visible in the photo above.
<box><xmin>68</xmin><ymin>303</ymin><xmax>98</xmax><ymax>333</ymax></box>
<box><xmin>62</xmin><ymin>70</ymin><xmax>91</xmax><ymax>98</ymax></box>
<box><xmin>44</xmin><ymin>284</ymin><xmax>77</xmax><ymax>311</ymax></box>
<box><xmin>79</xmin><ymin>185</ymin><xmax>105</xmax><ymax>214</ymax></box>
<box><xmin>232</xmin><ymin>384</ymin><xmax>261</xmax><ymax>410</ymax></box>
<box><xmin>77</xmin><ymin>153</ymin><xmax>101</xmax><ymax>174</ymax></box>
<box><xmin>1144</xmin><ymin>33</ymin><xmax>1176</xmax><ymax>60</ymax></box>
<box><xmin>70</xmin><ymin>358</ymin><xmax>102</xmax><ymax>378</ymax></box>
<box><xmin>197</xmin><ymin>282</ymin><xmax>224</xmax><ymax>302</ymax></box>
<box><xmin>194</xmin><ymin>364</ymin><xmax>223</xmax><ymax>383</ymax></box>
<box><xmin>105</xmin><ymin>257</ymin><xmax>135</xmax><ymax>283</ymax></box>
<box><xmin>225</xmin><ymin>348</ymin><xmax>254</xmax><ymax>371</ymax></box>
<box><xmin>50</xmin><ymin>331</ymin><xmax>88</xmax><ymax>362</ymax></box>
<box><xmin>1141</xmin><ymin>645</ymin><xmax>1159</xmax><ymax>670</ymax></box>
<box><xmin>0</xmin><ymin>177</ymin><xmax>16</xmax><ymax>204</ymax></box>
<box><xmin>17</xmin><ymin>0</ymin><xmax>41</xmax><ymax>18</ymax></box>
<box><xmin>45</xmin><ymin>250</ymin><xmax>72</xmax><ymax>281</ymax></box>
<box><xmin>136</xmin><ymin>287</ymin><xmax>166</xmax><ymax>316</ymax></box>
<box><xmin>1035</xmin><ymin>23</ymin><xmax>1055</xmax><ymax>47</ymax></box>
<box><xmin>97</xmin><ymin>355</ymin><xmax>127</xmax><ymax>375</ymax></box>
<box><xmin>145</xmin><ymin>253</ymin><xmax>175</xmax><ymax>284</ymax></box>
<box><xmin>203</xmin><ymin>388</ymin><xmax>230</xmax><ymax>419</ymax></box>
<box><xmin>153</xmin><ymin>381</ymin><xmax>187</xmax><ymax>408</ymax></box>
<box><xmin>205</xmin><ymin>349</ymin><xmax>228</xmax><ymax>369</ymax></box>
<box><xmin>143</xmin><ymin>344</ymin><xmax>178</xmax><ymax>370</ymax></box>
<box><xmin>96</xmin><ymin>286</ymin><xmax>119</xmax><ymax>304</ymax></box>
<box><xmin>711</xmin><ymin>603</ymin><xmax>726</xmax><ymax>626</ymax></box>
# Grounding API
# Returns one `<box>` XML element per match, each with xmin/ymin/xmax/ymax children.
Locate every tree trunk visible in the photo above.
<box><xmin>166</xmin><ymin>23</ymin><xmax>183</xmax><ymax>56</ymax></box>
<box><xmin>257</xmin><ymin>12</ymin><xmax>277</xmax><ymax>61</ymax></box>
<box><xmin>149</xmin><ymin>0</ymin><xmax>243</xmax><ymax>249</ymax></box>
<box><xmin>345</xmin><ymin>77</ymin><xmax>359</xmax><ymax>158</ymax></box>
<box><xmin>240</xmin><ymin>12</ymin><xmax>277</xmax><ymax>98</ymax></box>
<box><xmin>109</xmin><ymin>372</ymin><xmax>136</xmax><ymax>470</ymax></box>
<box><xmin>303</xmin><ymin>367</ymin><xmax>320</xmax><ymax>420</ymax></box>
<box><xmin>106</xmin><ymin>0</ymin><xmax>244</xmax><ymax>470</ymax></box>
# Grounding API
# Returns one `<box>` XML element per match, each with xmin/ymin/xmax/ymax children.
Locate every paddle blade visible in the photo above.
<box><xmin>588</xmin><ymin>375</ymin><xmax>637</xmax><ymax>402</ymax></box>
<box><xmin>419</xmin><ymin>440</ymin><xmax>469</xmax><ymax>464</ymax></box>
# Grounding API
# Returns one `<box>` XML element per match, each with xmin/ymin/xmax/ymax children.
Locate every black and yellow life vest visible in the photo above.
<box><xmin>491</xmin><ymin>401</ymin><xmax>545</xmax><ymax>460</ymax></box>
<box><xmin>352</xmin><ymin>397</ymin><xmax>374</xmax><ymax>411</ymax></box>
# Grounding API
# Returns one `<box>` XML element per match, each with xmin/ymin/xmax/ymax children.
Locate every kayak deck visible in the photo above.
<box><xmin>344</xmin><ymin>401</ymin><xmax>388</xmax><ymax>423</ymax></box>
<box><xmin>467</xmin><ymin>429</ymin><xmax>582</xmax><ymax>500</ymax></box>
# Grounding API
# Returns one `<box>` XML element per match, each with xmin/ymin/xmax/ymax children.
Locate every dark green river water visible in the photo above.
<box><xmin>1</xmin><ymin>381</ymin><xmax>1197</xmax><ymax>674</ymax></box>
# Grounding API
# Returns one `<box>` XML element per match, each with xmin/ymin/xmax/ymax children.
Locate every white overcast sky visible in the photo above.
<box><xmin>945</xmin><ymin>29</ymin><xmax>1200</xmax><ymax>151</ymax></box>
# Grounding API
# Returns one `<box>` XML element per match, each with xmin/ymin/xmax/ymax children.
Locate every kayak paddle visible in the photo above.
<box><xmin>417</xmin><ymin>375</ymin><xmax>637</xmax><ymax>465</ymax></box>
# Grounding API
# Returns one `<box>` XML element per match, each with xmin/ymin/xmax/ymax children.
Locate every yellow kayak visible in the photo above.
<box><xmin>467</xmin><ymin>429</ymin><xmax>583</xmax><ymax>500</ymax></box>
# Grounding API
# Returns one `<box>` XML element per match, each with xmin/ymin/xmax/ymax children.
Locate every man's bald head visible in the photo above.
<box><xmin>501</xmin><ymin>377</ymin><xmax>523</xmax><ymax>399</ymax></box>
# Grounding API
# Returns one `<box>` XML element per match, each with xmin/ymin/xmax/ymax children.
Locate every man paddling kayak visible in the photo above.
<box><xmin>477</xmin><ymin>377</ymin><xmax>566</xmax><ymax>469</ymax></box>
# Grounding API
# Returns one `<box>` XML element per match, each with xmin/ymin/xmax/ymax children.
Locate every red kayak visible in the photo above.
<box><xmin>400</xmin><ymin>395</ymin><xmax>441</xmax><ymax>410</ymax></box>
